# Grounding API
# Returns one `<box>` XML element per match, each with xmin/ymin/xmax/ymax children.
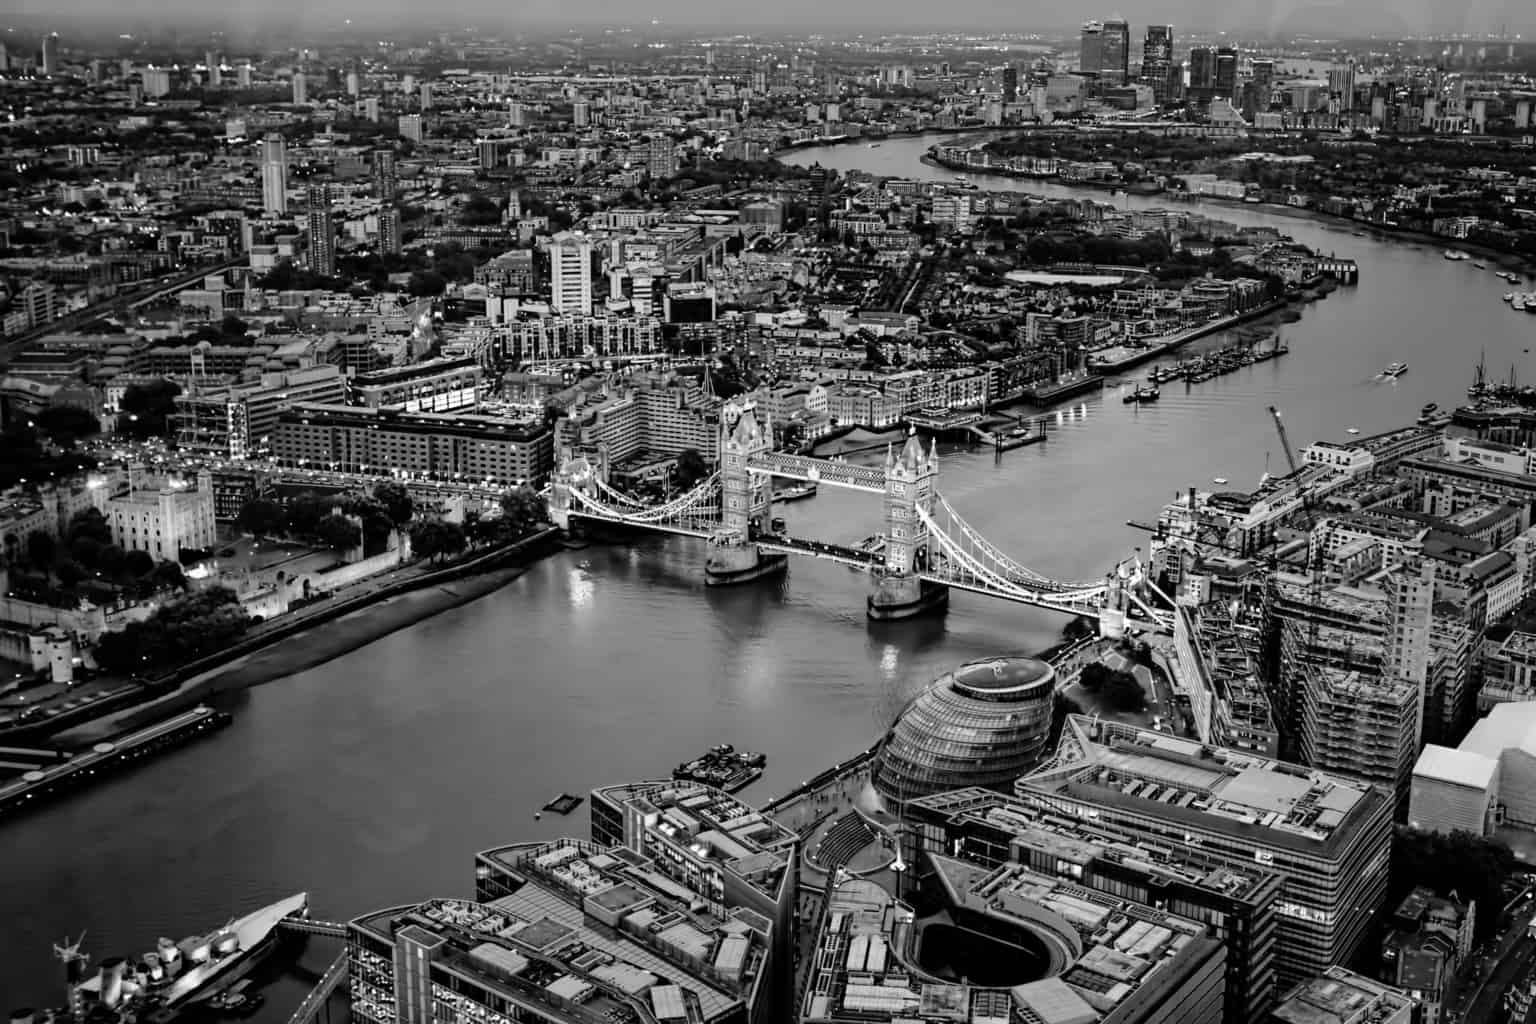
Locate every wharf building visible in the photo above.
<box><xmin>173</xmin><ymin>364</ymin><xmax>347</xmax><ymax>460</ymax></box>
<box><xmin>587</xmin><ymin>780</ymin><xmax>798</xmax><ymax>1021</ymax></box>
<box><xmin>901</xmin><ymin>786</ymin><xmax>1283</xmax><ymax>1023</ymax></box>
<box><xmin>1014</xmin><ymin>717</ymin><xmax>1393</xmax><ymax>990</ymax></box>
<box><xmin>274</xmin><ymin>403</ymin><xmax>553</xmax><ymax>486</ymax></box>
<box><xmin>1266</xmin><ymin>966</ymin><xmax>1415</xmax><ymax>1024</ymax></box>
<box><xmin>348</xmin><ymin>358</ymin><xmax>481</xmax><ymax>414</ymax></box>
<box><xmin>1379</xmin><ymin>887</ymin><xmax>1474</xmax><ymax>1024</ymax></box>
<box><xmin>799</xmin><ymin>861</ymin><xmax>1227</xmax><ymax>1024</ymax></box>
<box><xmin>485</xmin><ymin>313</ymin><xmax>662</xmax><ymax>366</ymax></box>
<box><xmin>350</xmin><ymin>844</ymin><xmax>772</xmax><ymax>1024</ymax></box>
<box><xmin>555</xmin><ymin>373</ymin><xmax>721</xmax><ymax>475</ymax></box>
<box><xmin>1410</xmin><ymin>700</ymin><xmax>1536</xmax><ymax>839</ymax></box>
<box><xmin>1173</xmin><ymin>602</ymin><xmax>1280</xmax><ymax>759</ymax></box>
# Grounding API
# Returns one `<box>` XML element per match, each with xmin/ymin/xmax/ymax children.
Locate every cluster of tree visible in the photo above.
<box><xmin>7</xmin><ymin>509</ymin><xmax>187</xmax><ymax>608</ymax></box>
<box><xmin>1077</xmin><ymin>662</ymin><xmax>1147</xmax><ymax>712</ymax></box>
<box><xmin>408</xmin><ymin>518</ymin><xmax>468</xmax><ymax>563</ymax></box>
<box><xmin>93</xmin><ymin>585</ymin><xmax>251</xmax><ymax>674</ymax></box>
<box><xmin>673</xmin><ymin>449</ymin><xmax>710</xmax><ymax>491</ymax></box>
<box><xmin>0</xmin><ymin>421</ymin><xmax>99</xmax><ymax>490</ymax></box>
<box><xmin>118</xmin><ymin>379</ymin><xmax>183</xmax><ymax>438</ymax></box>
<box><xmin>1391</xmin><ymin>827</ymin><xmax>1515</xmax><ymax>944</ymax></box>
<box><xmin>239</xmin><ymin>481</ymin><xmax>414</xmax><ymax>555</ymax></box>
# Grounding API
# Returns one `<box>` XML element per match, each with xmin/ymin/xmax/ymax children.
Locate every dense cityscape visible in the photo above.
<box><xmin>4</xmin><ymin>10</ymin><xmax>1536</xmax><ymax>1024</ymax></box>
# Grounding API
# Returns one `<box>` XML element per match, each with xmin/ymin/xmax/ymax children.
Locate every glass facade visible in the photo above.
<box><xmin>873</xmin><ymin>658</ymin><xmax>1054</xmax><ymax>811</ymax></box>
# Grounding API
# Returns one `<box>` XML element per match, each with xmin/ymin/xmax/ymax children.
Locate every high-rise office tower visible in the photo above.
<box><xmin>0</xmin><ymin>41</ymin><xmax>10</xmax><ymax>73</ymax></box>
<box><xmin>647</xmin><ymin>134</ymin><xmax>676</xmax><ymax>180</ymax></box>
<box><xmin>1002</xmin><ymin>66</ymin><xmax>1018</xmax><ymax>103</ymax></box>
<box><xmin>362</xmin><ymin>96</ymin><xmax>380</xmax><ymax>122</ymax></box>
<box><xmin>1100</xmin><ymin>19</ymin><xmax>1130</xmax><ymax>83</ymax></box>
<box><xmin>1141</xmin><ymin>25</ymin><xmax>1174</xmax><ymax>103</ymax></box>
<box><xmin>1079</xmin><ymin>20</ymin><xmax>1104</xmax><ymax>76</ymax></box>
<box><xmin>260</xmin><ymin>133</ymin><xmax>288</xmax><ymax>216</ymax></box>
<box><xmin>292</xmin><ymin>72</ymin><xmax>307</xmax><ymax>105</ymax></box>
<box><xmin>372</xmin><ymin>148</ymin><xmax>396</xmax><ymax>203</ymax></box>
<box><xmin>397</xmin><ymin>113</ymin><xmax>423</xmax><ymax>143</ymax></box>
<box><xmin>236</xmin><ymin>63</ymin><xmax>252</xmax><ymax>88</ymax></box>
<box><xmin>377</xmin><ymin>207</ymin><xmax>401</xmax><ymax>256</ymax></box>
<box><xmin>1329</xmin><ymin>58</ymin><xmax>1358</xmax><ymax>112</ymax></box>
<box><xmin>205</xmin><ymin>51</ymin><xmax>221</xmax><ymax>88</ymax></box>
<box><xmin>1248</xmin><ymin>58</ymin><xmax>1276</xmax><ymax>116</ymax></box>
<box><xmin>419</xmin><ymin>82</ymin><xmax>433</xmax><ymax>110</ymax></box>
<box><xmin>572</xmin><ymin>99</ymin><xmax>590</xmax><ymax>127</ymax></box>
<box><xmin>40</xmin><ymin>33</ymin><xmax>59</xmax><ymax>76</ymax></box>
<box><xmin>345</xmin><ymin>69</ymin><xmax>360</xmax><ymax>96</ymax></box>
<box><xmin>546</xmin><ymin>232</ymin><xmax>593</xmax><ymax>315</ymax></box>
<box><xmin>1215</xmin><ymin>46</ymin><xmax>1239</xmax><ymax>100</ymax></box>
<box><xmin>306</xmin><ymin>184</ymin><xmax>335</xmax><ymax>278</ymax></box>
<box><xmin>1189</xmin><ymin>45</ymin><xmax>1217</xmax><ymax>94</ymax></box>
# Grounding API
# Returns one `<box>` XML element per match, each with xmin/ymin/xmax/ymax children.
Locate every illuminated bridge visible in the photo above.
<box><xmin>549</xmin><ymin>398</ymin><xmax>1172</xmax><ymax>634</ymax></box>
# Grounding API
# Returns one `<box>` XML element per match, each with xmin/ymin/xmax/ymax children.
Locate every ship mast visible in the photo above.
<box><xmin>54</xmin><ymin>933</ymin><xmax>90</xmax><ymax>1015</ymax></box>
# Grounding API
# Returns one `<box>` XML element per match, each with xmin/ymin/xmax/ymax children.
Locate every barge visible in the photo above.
<box><xmin>673</xmin><ymin>743</ymin><xmax>766</xmax><ymax>793</ymax></box>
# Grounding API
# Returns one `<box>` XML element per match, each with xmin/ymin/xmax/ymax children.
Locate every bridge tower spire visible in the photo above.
<box><xmin>868</xmin><ymin>431</ymin><xmax>949</xmax><ymax>620</ymax></box>
<box><xmin>706</xmin><ymin>398</ymin><xmax>787</xmax><ymax>585</ymax></box>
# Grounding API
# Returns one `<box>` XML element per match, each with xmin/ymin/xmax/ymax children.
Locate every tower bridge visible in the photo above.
<box><xmin>549</xmin><ymin>398</ymin><xmax>1172</xmax><ymax>635</ymax></box>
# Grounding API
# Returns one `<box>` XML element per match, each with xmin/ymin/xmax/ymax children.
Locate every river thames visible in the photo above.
<box><xmin>3</xmin><ymin>134</ymin><xmax>1535</xmax><ymax>1014</ymax></box>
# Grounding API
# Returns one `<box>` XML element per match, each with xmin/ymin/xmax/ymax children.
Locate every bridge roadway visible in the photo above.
<box><xmin>746</xmin><ymin>453</ymin><xmax>886</xmax><ymax>494</ymax></box>
<box><xmin>285</xmin><ymin>949</ymin><xmax>349</xmax><ymax>1024</ymax></box>
<box><xmin>567</xmin><ymin>509</ymin><xmax>881</xmax><ymax>569</ymax></box>
<box><xmin>277</xmin><ymin>917</ymin><xmax>348</xmax><ymax>938</ymax></box>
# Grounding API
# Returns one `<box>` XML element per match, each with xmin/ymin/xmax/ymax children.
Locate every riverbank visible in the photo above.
<box><xmin>1087</xmin><ymin>297</ymin><xmax>1293</xmax><ymax>374</ymax></box>
<box><xmin>776</xmin><ymin>124</ymin><xmax>1014</xmax><ymax>157</ymax></box>
<box><xmin>53</xmin><ymin>529</ymin><xmax>563</xmax><ymax>744</ymax></box>
<box><xmin>919</xmin><ymin>140</ymin><xmax>1536</xmax><ymax>277</ymax></box>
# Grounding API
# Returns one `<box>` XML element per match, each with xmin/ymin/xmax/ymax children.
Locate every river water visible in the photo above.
<box><xmin>3</xmin><ymin>134</ymin><xmax>1535</xmax><ymax>1014</ymax></box>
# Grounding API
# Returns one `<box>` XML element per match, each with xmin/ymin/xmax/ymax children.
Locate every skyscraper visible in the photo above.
<box><xmin>307</xmin><ymin>184</ymin><xmax>335</xmax><ymax>278</ymax></box>
<box><xmin>292</xmin><ymin>72</ymin><xmax>307</xmax><ymax>105</ymax></box>
<box><xmin>647</xmin><ymin>134</ymin><xmax>676</xmax><ymax>181</ymax></box>
<box><xmin>397</xmin><ymin>114</ymin><xmax>423</xmax><ymax>144</ymax></box>
<box><xmin>546</xmin><ymin>232</ymin><xmax>593</xmax><ymax>315</ymax></box>
<box><xmin>40</xmin><ymin>33</ymin><xmax>59</xmax><ymax>76</ymax></box>
<box><xmin>419</xmin><ymin>82</ymin><xmax>433</xmax><ymax>110</ymax></box>
<box><xmin>1141</xmin><ymin>25</ymin><xmax>1174</xmax><ymax>103</ymax></box>
<box><xmin>345</xmin><ymin>69</ymin><xmax>360</xmax><ymax>96</ymax></box>
<box><xmin>260</xmin><ymin>133</ymin><xmax>287</xmax><ymax>216</ymax></box>
<box><xmin>1247</xmin><ymin>58</ymin><xmax>1276</xmax><ymax>116</ymax></box>
<box><xmin>1100</xmin><ymin>19</ymin><xmax>1130</xmax><ymax>84</ymax></box>
<box><xmin>1215</xmin><ymin>46</ymin><xmax>1239</xmax><ymax>101</ymax></box>
<box><xmin>377</xmin><ymin>207</ymin><xmax>401</xmax><ymax>256</ymax></box>
<box><xmin>1001</xmin><ymin>66</ymin><xmax>1018</xmax><ymax>104</ymax></box>
<box><xmin>1189</xmin><ymin>45</ymin><xmax>1217</xmax><ymax>95</ymax></box>
<box><xmin>205</xmin><ymin>51</ymin><xmax>221</xmax><ymax>88</ymax></box>
<box><xmin>372</xmin><ymin>148</ymin><xmax>396</xmax><ymax>203</ymax></box>
<box><xmin>572</xmin><ymin>99</ymin><xmax>590</xmax><ymax>126</ymax></box>
<box><xmin>1079</xmin><ymin>20</ymin><xmax>1104</xmax><ymax>77</ymax></box>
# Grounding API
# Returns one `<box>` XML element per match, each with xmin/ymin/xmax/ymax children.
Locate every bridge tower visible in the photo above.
<box><xmin>868</xmin><ymin>433</ymin><xmax>949</xmax><ymax>620</ymax></box>
<box><xmin>547</xmin><ymin>455</ymin><xmax>595</xmax><ymax>532</ymax></box>
<box><xmin>706</xmin><ymin>398</ymin><xmax>787</xmax><ymax>585</ymax></box>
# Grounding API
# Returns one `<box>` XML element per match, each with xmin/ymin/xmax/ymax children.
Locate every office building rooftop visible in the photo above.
<box><xmin>1269</xmin><ymin>966</ymin><xmax>1414</xmax><ymax>1024</ymax></box>
<box><xmin>1019</xmin><ymin>717</ymin><xmax>1385</xmax><ymax>856</ymax></box>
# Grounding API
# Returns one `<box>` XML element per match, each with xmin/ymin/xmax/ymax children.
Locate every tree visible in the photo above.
<box><xmin>238</xmin><ymin>498</ymin><xmax>283</xmax><ymax>538</ymax></box>
<box><xmin>674</xmin><ymin>448</ymin><xmax>709</xmax><ymax>490</ymax></box>
<box><xmin>26</xmin><ymin>530</ymin><xmax>56</xmax><ymax>573</ymax></box>
<box><xmin>407</xmin><ymin>270</ymin><xmax>446</xmax><ymax>296</ymax></box>
<box><xmin>124</xmin><ymin>549</ymin><xmax>155</xmax><ymax>578</ymax></box>
<box><xmin>409</xmin><ymin>518</ymin><xmax>445</xmax><ymax>562</ymax></box>
<box><xmin>340</xmin><ymin>492</ymin><xmax>393</xmax><ymax>553</ymax></box>
<box><xmin>71</xmin><ymin>536</ymin><xmax>104</xmax><ymax>570</ymax></box>
<box><xmin>283</xmin><ymin>492</ymin><xmax>329</xmax><ymax>538</ymax></box>
<box><xmin>315</xmin><ymin>513</ymin><xmax>361</xmax><ymax>551</ymax></box>
<box><xmin>65</xmin><ymin>507</ymin><xmax>112</xmax><ymax>547</ymax></box>
<box><xmin>119</xmin><ymin>379</ymin><xmax>182</xmax><ymax>438</ymax></box>
<box><xmin>151</xmin><ymin>560</ymin><xmax>187</xmax><ymax>592</ymax></box>
<box><xmin>498</xmin><ymin>486</ymin><xmax>545</xmax><ymax>540</ymax></box>
<box><xmin>97</xmin><ymin>544</ymin><xmax>126</xmax><ymax>580</ymax></box>
<box><xmin>35</xmin><ymin>406</ymin><xmax>102</xmax><ymax>446</ymax></box>
<box><xmin>371</xmin><ymin>480</ymin><xmax>415</xmax><ymax>529</ymax></box>
<box><xmin>1392</xmin><ymin>827</ymin><xmax>1515</xmax><ymax>944</ymax></box>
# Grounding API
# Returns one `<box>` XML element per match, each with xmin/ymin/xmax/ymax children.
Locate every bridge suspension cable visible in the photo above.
<box><xmin>929</xmin><ymin>494</ymin><xmax>1107</xmax><ymax>592</ymax></box>
<box><xmin>918</xmin><ymin>505</ymin><xmax>1108</xmax><ymax>607</ymax></box>
<box><xmin>566</xmin><ymin>473</ymin><xmax>723</xmax><ymax>529</ymax></box>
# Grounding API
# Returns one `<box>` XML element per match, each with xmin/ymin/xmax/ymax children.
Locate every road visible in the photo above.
<box><xmin>1455</xmin><ymin>900</ymin><xmax>1536</xmax><ymax>1024</ymax></box>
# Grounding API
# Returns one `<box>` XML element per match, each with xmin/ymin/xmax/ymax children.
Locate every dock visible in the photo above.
<box><xmin>0</xmin><ymin>705</ymin><xmax>230</xmax><ymax>818</ymax></box>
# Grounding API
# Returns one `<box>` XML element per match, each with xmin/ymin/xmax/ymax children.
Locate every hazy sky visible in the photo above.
<box><xmin>10</xmin><ymin>0</ymin><xmax>1535</xmax><ymax>38</ymax></box>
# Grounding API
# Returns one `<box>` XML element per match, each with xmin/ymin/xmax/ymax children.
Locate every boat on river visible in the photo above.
<box><xmin>674</xmin><ymin>743</ymin><xmax>765</xmax><ymax>793</ymax></box>
<box><xmin>1123</xmin><ymin>385</ymin><xmax>1160</xmax><ymax>404</ymax></box>
<box><xmin>1383</xmin><ymin>362</ymin><xmax>1408</xmax><ymax>378</ymax></box>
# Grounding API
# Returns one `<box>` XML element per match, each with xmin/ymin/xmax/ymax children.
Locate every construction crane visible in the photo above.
<box><xmin>1268</xmin><ymin>405</ymin><xmax>1318</xmax><ymax>532</ymax></box>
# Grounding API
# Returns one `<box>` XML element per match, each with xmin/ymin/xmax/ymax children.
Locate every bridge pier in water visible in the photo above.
<box><xmin>867</xmin><ymin>433</ymin><xmax>949</xmax><ymax>621</ymax></box>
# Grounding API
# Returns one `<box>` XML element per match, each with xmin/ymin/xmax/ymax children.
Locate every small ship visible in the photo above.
<box><xmin>673</xmin><ymin>743</ymin><xmax>766</xmax><ymax>793</ymax></box>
